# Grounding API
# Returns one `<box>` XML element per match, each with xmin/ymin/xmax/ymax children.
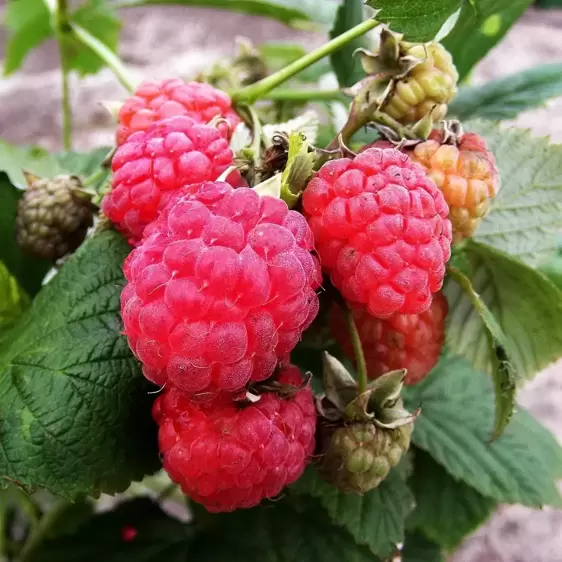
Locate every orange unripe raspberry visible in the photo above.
<box><xmin>410</xmin><ymin>130</ymin><xmax>500</xmax><ymax>242</ymax></box>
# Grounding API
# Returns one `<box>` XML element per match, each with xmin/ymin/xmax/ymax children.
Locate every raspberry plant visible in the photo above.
<box><xmin>2</xmin><ymin>0</ymin><xmax>562</xmax><ymax>560</ymax></box>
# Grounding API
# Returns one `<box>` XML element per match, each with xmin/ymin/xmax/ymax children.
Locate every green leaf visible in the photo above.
<box><xmin>57</xmin><ymin>147</ymin><xmax>111</xmax><ymax>193</ymax></box>
<box><xmin>3</xmin><ymin>0</ymin><xmax>52</xmax><ymax>75</ymax></box>
<box><xmin>329</xmin><ymin>0</ymin><xmax>367</xmax><ymax>88</ymax></box>
<box><xmin>110</xmin><ymin>0</ymin><xmax>338</xmax><ymax>28</ymax></box>
<box><xmin>69</xmin><ymin>0</ymin><xmax>121</xmax><ymax>76</ymax></box>
<box><xmin>365</xmin><ymin>0</ymin><xmax>461</xmax><ymax>42</ymax></box>
<box><xmin>291</xmin><ymin>467</ymin><xmax>414</xmax><ymax>558</ymax></box>
<box><xmin>401</xmin><ymin>531</ymin><xmax>444</xmax><ymax>562</ymax></box>
<box><xmin>190</xmin><ymin>496</ymin><xmax>380</xmax><ymax>562</ymax></box>
<box><xmin>0</xmin><ymin>231</ymin><xmax>158</xmax><ymax>498</ymax></box>
<box><xmin>259</xmin><ymin>42</ymin><xmax>307</xmax><ymax>72</ymax></box>
<box><xmin>467</xmin><ymin>120</ymin><xmax>562</xmax><ymax>265</ymax></box>
<box><xmin>0</xmin><ymin>141</ymin><xmax>109</xmax><ymax>189</ymax></box>
<box><xmin>538</xmin><ymin>238</ymin><xmax>562</xmax><ymax>291</ymax></box>
<box><xmin>443</xmin><ymin>0</ymin><xmax>532</xmax><ymax>80</ymax></box>
<box><xmin>404</xmin><ymin>352</ymin><xmax>562</xmax><ymax>508</ymax></box>
<box><xmin>3</xmin><ymin>0</ymin><xmax>120</xmax><ymax>77</ymax></box>
<box><xmin>446</xmin><ymin>265</ymin><xmax>516</xmax><ymax>440</ymax></box>
<box><xmin>408</xmin><ymin>449</ymin><xmax>496</xmax><ymax>550</ymax></box>
<box><xmin>0</xmin><ymin>174</ymin><xmax>51</xmax><ymax>296</ymax></box>
<box><xmin>0</xmin><ymin>143</ymin><xmax>60</xmax><ymax>189</ymax></box>
<box><xmin>445</xmin><ymin>240</ymin><xmax>562</xmax><ymax>383</ymax></box>
<box><xmin>0</xmin><ymin>262</ymin><xmax>29</xmax><ymax>333</ymax></box>
<box><xmin>29</xmin><ymin>498</ymin><xmax>193</xmax><ymax>562</ymax></box>
<box><xmin>449</xmin><ymin>63</ymin><xmax>562</xmax><ymax>121</ymax></box>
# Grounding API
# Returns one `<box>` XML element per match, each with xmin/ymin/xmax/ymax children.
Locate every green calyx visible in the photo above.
<box><xmin>343</xmin><ymin>28</ymin><xmax>456</xmax><ymax>142</ymax></box>
<box><xmin>315</xmin><ymin>353</ymin><xmax>417</xmax><ymax>494</ymax></box>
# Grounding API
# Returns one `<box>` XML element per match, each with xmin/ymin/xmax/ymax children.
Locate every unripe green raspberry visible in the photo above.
<box><xmin>318</xmin><ymin>420</ymin><xmax>413</xmax><ymax>493</ymax></box>
<box><xmin>16</xmin><ymin>174</ymin><xmax>94</xmax><ymax>261</ymax></box>
<box><xmin>383</xmin><ymin>42</ymin><xmax>458</xmax><ymax>125</ymax></box>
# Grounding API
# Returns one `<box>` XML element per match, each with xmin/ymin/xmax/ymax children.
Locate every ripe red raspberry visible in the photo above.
<box><xmin>303</xmin><ymin>148</ymin><xmax>452</xmax><ymax>318</ymax></box>
<box><xmin>116</xmin><ymin>78</ymin><xmax>241</xmax><ymax>145</ymax></box>
<box><xmin>153</xmin><ymin>365</ymin><xmax>316</xmax><ymax>512</ymax></box>
<box><xmin>102</xmin><ymin>116</ymin><xmax>236</xmax><ymax>245</ymax></box>
<box><xmin>331</xmin><ymin>291</ymin><xmax>448</xmax><ymax>385</ymax></box>
<box><xmin>122</xmin><ymin>181</ymin><xmax>321</xmax><ymax>396</ymax></box>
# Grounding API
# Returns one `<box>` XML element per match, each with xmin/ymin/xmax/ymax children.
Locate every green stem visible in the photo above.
<box><xmin>233</xmin><ymin>18</ymin><xmax>379</xmax><ymax>104</ymax></box>
<box><xmin>19</xmin><ymin>500</ymin><xmax>71</xmax><ymax>562</ymax></box>
<box><xmin>70</xmin><ymin>23</ymin><xmax>135</xmax><ymax>93</ymax></box>
<box><xmin>447</xmin><ymin>265</ymin><xmax>487</xmax><ymax>316</ymax></box>
<box><xmin>158</xmin><ymin>483</ymin><xmax>179</xmax><ymax>501</ymax></box>
<box><xmin>83</xmin><ymin>167</ymin><xmax>108</xmax><ymax>188</ymax></box>
<box><xmin>51</xmin><ymin>0</ymin><xmax>72</xmax><ymax>151</ymax></box>
<box><xmin>11</xmin><ymin>489</ymin><xmax>40</xmax><ymax>531</ymax></box>
<box><xmin>344</xmin><ymin>303</ymin><xmax>368</xmax><ymax>394</ymax></box>
<box><xmin>60</xmin><ymin>59</ymin><xmax>72</xmax><ymax>151</ymax></box>
<box><xmin>260</xmin><ymin>88</ymin><xmax>347</xmax><ymax>103</ymax></box>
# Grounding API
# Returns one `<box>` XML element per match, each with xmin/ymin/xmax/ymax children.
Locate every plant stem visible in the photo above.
<box><xmin>233</xmin><ymin>18</ymin><xmax>379</xmax><ymax>104</ymax></box>
<box><xmin>70</xmin><ymin>23</ymin><xmax>135</xmax><ymax>93</ymax></box>
<box><xmin>19</xmin><ymin>500</ymin><xmax>71</xmax><ymax>562</ymax></box>
<box><xmin>11</xmin><ymin>488</ymin><xmax>40</xmax><ymax>530</ymax></box>
<box><xmin>260</xmin><ymin>88</ymin><xmax>347</xmax><ymax>103</ymax></box>
<box><xmin>344</xmin><ymin>303</ymin><xmax>368</xmax><ymax>394</ymax></box>
<box><xmin>83</xmin><ymin>167</ymin><xmax>108</xmax><ymax>188</ymax></box>
<box><xmin>53</xmin><ymin>0</ymin><xmax>72</xmax><ymax>151</ymax></box>
<box><xmin>158</xmin><ymin>483</ymin><xmax>179</xmax><ymax>501</ymax></box>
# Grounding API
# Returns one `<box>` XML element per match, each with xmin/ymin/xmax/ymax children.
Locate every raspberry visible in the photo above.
<box><xmin>116</xmin><ymin>79</ymin><xmax>241</xmax><ymax>145</ymax></box>
<box><xmin>331</xmin><ymin>291</ymin><xmax>448</xmax><ymax>385</ymax></box>
<box><xmin>16</xmin><ymin>174</ymin><xmax>93</xmax><ymax>261</ymax></box>
<box><xmin>302</xmin><ymin>148</ymin><xmax>452</xmax><ymax>318</ymax></box>
<box><xmin>382</xmin><ymin>42</ymin><xmax>458</xmax><ymax>125</ymax></box>
<box><xmin>153</xmin><ymin>364</ymin><xmax>316</xmax><ymax>512</ymax></box>
<box><xmin>409</xmin><ymin>130</ymin><xmax>500</xmax><ymax>242</ymax></box>
<box><xmin>102</xmin><ymin>116</ymin><xmax>236</xmax><ymax>245</ymax></box>
<box><xmin>317</xmin><ymin>420</ymin><xmax>413</xmax><ymax>493</ymax></box>
<box><xmin>122</xmin><ymin>181</ymin><xmax>321</xmax><ymax>396</ymax></box>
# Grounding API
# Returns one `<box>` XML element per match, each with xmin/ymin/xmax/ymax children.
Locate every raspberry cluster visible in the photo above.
<box><xmin>104</xmin><ymin>73</ymin><xmax>462</xmax><ymax>510</ymax></box>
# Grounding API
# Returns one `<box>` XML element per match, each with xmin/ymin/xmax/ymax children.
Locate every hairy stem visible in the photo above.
<box><xmin>344</xmin><ymin>303</ymin><xmax>368</xmax><ymax>394</ymax></box>
<box><xmin>233</xmin><ymin>18</ymin><xmax>378</xmax><ymax>104</ymax></box>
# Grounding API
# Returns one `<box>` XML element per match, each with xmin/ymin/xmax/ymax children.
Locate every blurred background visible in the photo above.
<box><xmin>1</xmin><ymin>2</ymin><xmax>562</xmax><ymax>560</ymax></box>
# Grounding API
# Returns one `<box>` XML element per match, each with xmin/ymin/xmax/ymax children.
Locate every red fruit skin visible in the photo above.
<box><xmin>302</xmin><ymin>148</ymin><xmax>452</xmax><ymax>318</ymax></box>
<box><xmin>122</xmin><ymin>181</ymin><xmax>321</xmax><ymax>396</ymax></box>
<box><xmin>102</xmin><ymin>116</ymin><xmax>236</xmax><ymax>245</ymax></box>
<box><xmin>116</xmin><ymin>78</ymin><xmax>241</xmax><ymax>145</ymax></box>
<box><xmin>331</xmin><ymin>291</ymin><xmax>448</xmax><ymax>385</ymax></box>
<box><xmin>153</xmin><ymin>365</ymin><xmax>317</xmax><ymax>513</ymax></box>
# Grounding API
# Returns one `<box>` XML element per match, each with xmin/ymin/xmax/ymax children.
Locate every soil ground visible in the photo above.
<box><xmin>1</xmin><ymin>5</ymin><xmax>562</xmax><ymax>560</ymax></box>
